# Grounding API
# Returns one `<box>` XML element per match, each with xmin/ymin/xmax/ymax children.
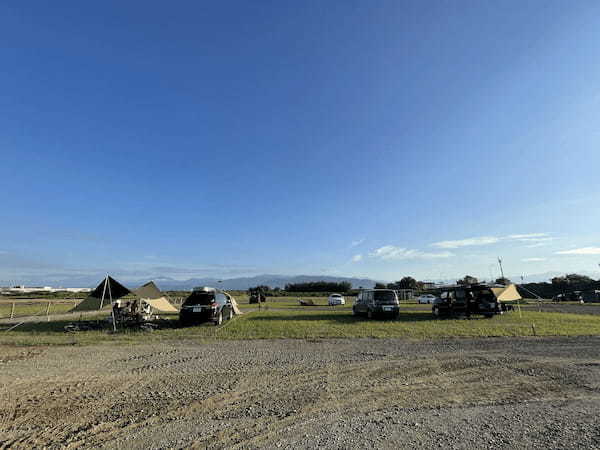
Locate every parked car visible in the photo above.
<box><xmin>328</xmin><ymin>293</ymin><xmax>346</xmax><ymax>306</ymax></box>
<box><xmin>180</xmin><ymin>287</ymin><xmax>234</xmax><ymax>326</ymax></box>
<box><xmin>417</xmin><ymin>294</ymin><xmax>437</xmax><ymax>304</ymax></box>
<box><xmin>352</xmin><ymin>289</ymin><xmax>399</xmax><ymax>319</ymax></box>
<box><xmin>432</xmin><ymin>284</ymin><xmax>501</xmax><ymax>318</ymax></box>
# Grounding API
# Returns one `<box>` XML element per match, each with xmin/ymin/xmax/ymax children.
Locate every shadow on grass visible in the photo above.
<box><xmin>5</xmin><ymin>316</ymin><xmax>182</xmax><ymax>334</ymax></box>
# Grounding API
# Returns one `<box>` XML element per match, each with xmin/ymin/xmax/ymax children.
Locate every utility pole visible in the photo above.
<box><xmin>498</xmin><ymin>257</ymin><xmax>505</xmax><ymax>280</ymax></box>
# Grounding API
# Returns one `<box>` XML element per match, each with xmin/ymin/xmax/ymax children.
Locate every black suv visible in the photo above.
<box><xmin>353</xmin><ymin>289</ymin><xmax>400</xmax><ymax>319</ymax></box>
<box><xmin>432</xmin><ymin>284</ymin><xmax>501</xmax><ymax>318</ymax></box>
<box><xmin>180</xmin><ymin>287</ymin><xmax>234</xmax><ymax>326</ymax></box>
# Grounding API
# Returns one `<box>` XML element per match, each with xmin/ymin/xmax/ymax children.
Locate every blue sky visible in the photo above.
<box><xmin>2</xmin><ymin>1</ymin><xmax>600</xmax><ymax>285</ymax></box>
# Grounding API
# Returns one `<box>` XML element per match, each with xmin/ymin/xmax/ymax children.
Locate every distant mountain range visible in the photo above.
<box><xmin>4</xmin><ymin>274</ymin><xmax>380</xmax><ymax>291</ymax></box>
<box><xmin>148</xmin><ymin>274</ymin><xmax>380</xmax><ymax>291</ymax></box>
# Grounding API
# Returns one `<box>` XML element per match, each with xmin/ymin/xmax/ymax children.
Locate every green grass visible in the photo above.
<box><xmin>237</xmin><ymin>296</ymin><xmax>341</xmax><ymax>309</ymax></box>
<box><xmin>0</xmin><ymin>301</ymin><xmax>76</xmax><ymax>319</ymax></box>
<box><xmin>3</xmin><ymin>308</ymin><xmax>600</xmax><ymax>347</ymax></box>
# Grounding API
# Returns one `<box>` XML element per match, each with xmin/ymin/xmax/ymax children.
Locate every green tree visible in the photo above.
<box><xmin>457</xmin><ymin>275</ymin><xmax>478</xmax><ymax>285</ymax></box>
<box><xmin>398</xmin><ymin>276</ymin><xmax>418</xmax><ymax>290</ymax></box>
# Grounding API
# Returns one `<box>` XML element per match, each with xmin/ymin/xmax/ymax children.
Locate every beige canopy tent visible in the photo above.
<box><xmin>224</xmin><ymin>292</ymin><xmax>243</xmax><ymax>315</ymax></box>
<box><xmin>133</xmin><ymin>281</ymin><xmax>178</xmax><ymax>313</ymax></box>
<box><xmin>71</xmin><ymin>276</ymin><xmax>178</xmax><ymax>313</ymax></box>
<box><xmin>490</xmin><ymin>284</ymin><xmax>522</xmax><ymax>302</ymax></box>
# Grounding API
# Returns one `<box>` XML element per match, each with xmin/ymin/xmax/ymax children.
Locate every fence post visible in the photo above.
<box><xmin>10</xmin><ymin>302</ymin><xmax>15</xmax><ymax>319</ymax></box>
<box><xmin>46</xmin><ymin>301</ymin><xmax>51</xmax><ymax>321</ymax></box>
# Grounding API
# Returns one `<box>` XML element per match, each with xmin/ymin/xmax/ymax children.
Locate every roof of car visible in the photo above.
<box><xmin>192</xmin><ymin>286</ymin><xmax>222</xmax><ymax>293</ymax></box>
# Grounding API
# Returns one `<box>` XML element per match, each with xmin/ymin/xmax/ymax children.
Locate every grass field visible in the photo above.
<box><xmin>0</xmin><ymin>301</ymin><xmax>76</xmax><ymax>319</ymax></box>
<box><xmin>3</xmin><ymin>306</ymin><xmax>600</xmax><ymax>347</ymax></box>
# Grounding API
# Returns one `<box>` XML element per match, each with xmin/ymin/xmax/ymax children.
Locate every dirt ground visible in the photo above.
<box><xmin>1</xmin><ymin>337</ymin><xmax>600</xmax><ymax>449</ymax></box>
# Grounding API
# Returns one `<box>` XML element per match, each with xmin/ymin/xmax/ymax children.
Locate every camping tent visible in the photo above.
<box><xmin>224</xmin><ymin>292</ymin><xmax>243</xmax><ymax>315</ymax></box>
<box><xmin>70</xmin><ymin>276</ymin><xmax>132</xmax><ymax>312</ymax></box>
<box><xmin>70</xmin><ymin>277</ymin><xmax>178</xmax><ymax>313</ymax></box>
<box><xmin>133</xmin><ymin>281</ymin><xmax>178</xmax><ymax>313</ymax></box>
<box><xmin>490</xmin><ymin>284</ymin><xmax>522</xmax><ymax>302</ymax></box>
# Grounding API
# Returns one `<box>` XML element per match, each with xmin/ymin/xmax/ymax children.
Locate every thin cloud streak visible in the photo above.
<box><xmin>370</xmin><ymin>245</ymin><xmax>453</xmax><ymax>260</ymax></box>
<box><xmin>431</xmin><ymin>233</ymin><xmax>553</xmax><ymax>249</ymax></box>
<box><xmin>431</xmin><ymin>236</ymin><xmax>500</xmax><ymax>249</ymax></box>
<box><xmin>556</xmin><ymin>247</ymin><xmax>600</xmax><ymax>255</ymax></box>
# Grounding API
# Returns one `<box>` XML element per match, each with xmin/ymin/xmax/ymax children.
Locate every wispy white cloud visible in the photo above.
<box><xmin>350</xmin><ymin>239</ymin><xmax>365</xmax><ymax>248</ymax></box>
<box><xmin>556</xmin><ymin>247</ymin><xmax>600</xmax><ymax>255</ymax></box>
<box><xmin>523</xmin><ymin>257</ymin><xmax>547</xmax><ymax>262</ymax></box>
<box><xmin>351</xmin><ymin>254</ymin><xmax>363</xmax><ymax>262</ymax></box>
<box><xmin>370</xmin><ymin>245</ymin><xmax>452</xmax><ymax>260</ymax></box>
<box><xmin>507</xmin><ymin>233</ymin><xmax>548</xmax><ymax>239</ymax></box>
<box><xmin>431</xmin><ymin>233</ymin><xmax>554</xmax><ymax>249</ymax></box>
<box><xmin>525</xmin><ymin>242</ymin><xmax>550</xmax><ymax>248</ymax></box>
<box><xmin>431</xmin><ymin>236</ymin><xmax>500</xmax><ymax>249</ymax></box>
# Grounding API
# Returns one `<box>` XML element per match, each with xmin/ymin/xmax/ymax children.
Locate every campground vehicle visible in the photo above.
<box><xmin>417</xmin><ymin>294</ymin><xmax>437</xmax><ymax>304</ymax></box>
<box><xmin>352</xmin><ymin>289</ymin><xmax>399</xmax><ymax>319</ymax></box>
<box><xmin>582</xmin><ymin>290</ymin><xmax>600</xmax><ymax>303</ymax></box>
<box><xmin>328</xmin><ymin>293</ymin><xmax>346</xmax><ymax>305</ymax></box>
<box><xmin>432</xmin><ymin>283</ymin><xmax>520</xmax><ymax>318</ymax></box>
<box><xmin>553</xmin><ymin>291</ymin><xmax>583</xmax><ymax>302</ymax></box>
<box><xmin>180</xmin><ymin>287</ymin><xmax>234</xmax><ymax>326</ymax></box>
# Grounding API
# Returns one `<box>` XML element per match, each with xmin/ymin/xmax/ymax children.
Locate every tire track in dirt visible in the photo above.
<box><xmin>2</xmin><ymin>338</ymin><xmax>600</xmax><ymax>449</ymax></box>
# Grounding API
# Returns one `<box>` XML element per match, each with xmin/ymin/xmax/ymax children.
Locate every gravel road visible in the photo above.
<box><xmin>1</xmin><ymin>336</ymin><xmax>600</xmax><ymax>449</ymax></box>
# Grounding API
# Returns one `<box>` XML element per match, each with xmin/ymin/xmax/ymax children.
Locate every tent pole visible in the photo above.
<box><xmin>99</xmin><ymin>276</ymin><xmax>108</xmax><ymax>310</ymax></box>
<box><xmin>107</xmin><ymin>277</ymin><xmax>116</xmax><ymax>332</ymax></box>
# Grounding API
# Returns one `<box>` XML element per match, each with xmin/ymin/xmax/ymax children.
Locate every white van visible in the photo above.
<box><xmin>328</xmin><ymin>293</ymin><xmax>346</xmax><ymax>306</ymax></box>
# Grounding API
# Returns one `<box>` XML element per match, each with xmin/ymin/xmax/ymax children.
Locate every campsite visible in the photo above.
<box><xmin>3</xmin><ymin>2</ymin><xmax>600</xmax><ymax>448</ymax></box>
<box><xmin>2</xmin><ymin>278</ymin><xmax>600</xmax><ymax>447</ymax></box>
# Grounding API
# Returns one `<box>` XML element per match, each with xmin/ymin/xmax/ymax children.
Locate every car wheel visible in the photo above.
<box><xmin>215</xmin><ymin>311</ymin><xmax>223</xmax><ymax>326</ymax></box>
<box><xmin>367</xmin><ymin>310</ymin><xmax>373</xmax><ymax>319</ymax></box>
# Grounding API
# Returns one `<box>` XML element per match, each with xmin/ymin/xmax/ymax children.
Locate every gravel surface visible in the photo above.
<box><xmin>1</xmin><ymin>337</ymin><xmax>600</xmax><ymax>449</ymax></box>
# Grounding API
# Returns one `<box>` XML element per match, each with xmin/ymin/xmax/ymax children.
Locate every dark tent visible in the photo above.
<box><xmin>70</xmin><ymin>276</ymin><xmax>132</xmax><ymax>312</ymax></box>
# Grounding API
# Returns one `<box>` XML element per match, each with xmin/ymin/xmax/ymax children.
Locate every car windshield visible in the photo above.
<box><xmin>183</xmin><ymin>292</ymin><xmax>215</xmax><ymax>306</ymax></box>
<box><xmin>374</xmin><ymin>291</ymin><xmax>397</xmax><ymax>304</ymax></box>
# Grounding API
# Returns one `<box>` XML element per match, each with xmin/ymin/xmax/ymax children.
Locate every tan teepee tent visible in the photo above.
<box><xmin>490</xmin><ymin>284</ymin><xmax>522</xmax><ymax>302</ymax></box>
<box><xmin>133</xmin><ymin>281</ymin><xmax>178</xmax><ymax>313</ymax></box>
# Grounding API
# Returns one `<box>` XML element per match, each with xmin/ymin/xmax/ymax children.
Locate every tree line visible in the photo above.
<box><xmin>284</xmin><ymin>281</ymin><xmax>352</xmax><ymax>292</ymax></box>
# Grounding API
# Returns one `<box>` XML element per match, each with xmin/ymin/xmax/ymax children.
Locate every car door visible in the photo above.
<box><xmin>356</xmin><ymin>292</ymin><xmax>365</xmax><ymax>314</ymax></box>
<box><xmin>354</xmin><ymin>292</ymin><xmax>362</xmax><ymax>313</ymax></box>
<box><xmin>217</xmin><ymin>293</ymin><xmax>230</xmax><ymax>317</ymax></box>
<box><xmin>366</xmin><ymin>291</ymin><xmax>374</xmax><ymax>313</ymax></box>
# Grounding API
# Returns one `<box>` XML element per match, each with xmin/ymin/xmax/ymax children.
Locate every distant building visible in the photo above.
<box><xmin>0</xmin><ymin>285</ymin><xmax>91</xmax><ymax>294</ymax></box>
<box><xmin>421</xmin><ymin>282</ymin><xmax>437</xmax><ymax>290</ymax></box>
